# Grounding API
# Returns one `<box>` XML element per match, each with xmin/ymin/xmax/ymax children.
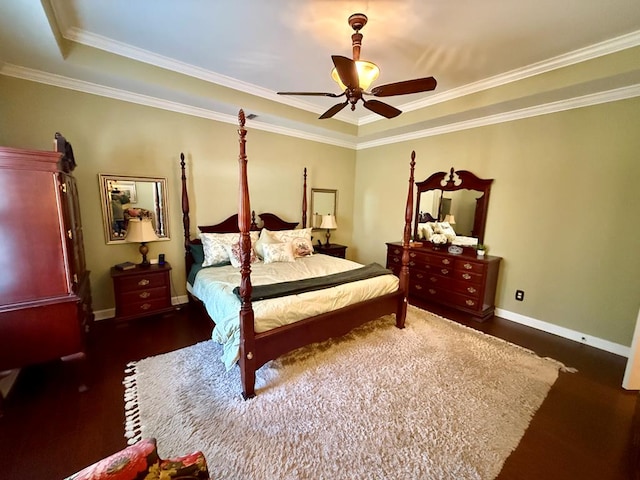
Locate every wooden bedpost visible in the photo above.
<box><xmin>397</xmin><ymin>151</ymin><xmax>415</xmax><ymax>328</ymax></box>
<box><xmin>180</xmin><ymin>153</ymin><xmax>193</xmax><ymax>275</ymax></box>
<box><xmin>302</xmin><ymin>167</ymin><xmax>307</xmax><ymax>228</ymax></box>
<box><xmin>237</xmin><ymin>110</ymin><xmax>257</xmax><ymax>400</ymax></box>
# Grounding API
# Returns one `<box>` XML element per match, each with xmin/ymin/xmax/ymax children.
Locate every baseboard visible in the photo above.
<box><xmin>496</xmin><ymin>307</ymin><xmax>630</xmax><ymax>358</ymax></box>
<box><xmin>94</xmin><ymin>295</ymin><xmax>190</xmax><ymax>321</ymax></box>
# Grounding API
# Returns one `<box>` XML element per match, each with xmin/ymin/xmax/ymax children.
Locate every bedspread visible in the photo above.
<box><xmin>189</xmin><ymin>254</ymin><xmax>399</xmax><ymax>369</ymax></box>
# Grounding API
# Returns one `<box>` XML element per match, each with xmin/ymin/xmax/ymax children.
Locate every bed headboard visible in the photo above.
<box><xmin>180</xmin><ymin>153</ymin><xmax>308</xmax><ymax>277</ymax></box>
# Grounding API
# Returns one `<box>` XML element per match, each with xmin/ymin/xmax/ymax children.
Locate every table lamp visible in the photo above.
<box><xmin>125</xmin><ymin>218</ymin><xmax>159</xmax><ymax>267</ymax></box>
<box><xmin>320</xmin><ymin>214</ymin><xmax>338</xmax><ymax>246</ymax></box>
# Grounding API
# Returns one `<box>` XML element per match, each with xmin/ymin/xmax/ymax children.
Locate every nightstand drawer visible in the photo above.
<box><xmin>118</xmin><ymin>272</ymin><xmax>167</xmax><ymax>291</ymax></box>
<box><xmin>118</xmin><ymin>297</ymin><xmax>172</xmax><ymax>317</ymax></box>
<box><xmin>121</xmin><ymin>285</ymin><xmax>169</xmax><ymax>304</ymax></box>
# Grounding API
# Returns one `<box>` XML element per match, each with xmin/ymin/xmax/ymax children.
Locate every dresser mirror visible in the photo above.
<box><xmin>98</xmin><ymin>174</ymin><xmax>170</xmax><ymax>244</ymax></box>
<box><xmin>414</xmin><ymin>168</ymin><xmax>493</xmax><ymax>244</ymax></box>
<box><xmin>310</xmin><ymin>188</ymin><xmax>337</xmax><ymax>229</ymax></box>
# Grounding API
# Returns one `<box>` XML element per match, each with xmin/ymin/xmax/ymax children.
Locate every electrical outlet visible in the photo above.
<box><xmin>515</xmin><ymin>290</ymin><xmax>525</xmax><ymax>301</ymax></box>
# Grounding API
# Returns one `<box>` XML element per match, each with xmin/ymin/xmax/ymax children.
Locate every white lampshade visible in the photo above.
<box><xmin>320</xmin><ymin>214</ymin><xmax>338</xmax><ymax>230</ymax></box>
<box><xmin>125</xmin><ymin>218</ymin><xmax>159</xmax><ymax>243</ymax></box>
<box><xmin>125</xmin><ymin>218</ymin><xmax>158</xmax><ymax>266</ymax></box>
<box><xmin>444</xmin><ymin>214</ymin><xmax>456</xmax><ymax>225</ymax></box>
<box><xmin>331</xmin><ymin>60</ymin><xmax>380</xmax><ymax>91</ymax></box>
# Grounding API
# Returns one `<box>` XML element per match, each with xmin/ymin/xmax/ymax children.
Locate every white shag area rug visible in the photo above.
<box><xmin>123</xmin><ymin>305</ymin><xmax>571</xmax><ymax>480</ymax></box>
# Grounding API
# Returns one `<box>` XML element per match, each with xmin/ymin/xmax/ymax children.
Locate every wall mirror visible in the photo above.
<box><xmin>98</xmin><ymin>174</ymin><xmax>170</xmax><ymax>244</ymax></box>
<box><xmin>310</xmin><ymin>188</ymin><xmax>337</xmax><ymax>228</ymax></box>
<box><xmin>414</xmin><ymin>168</ymin><xmax>493</xmax><ymax>244</ymax></box>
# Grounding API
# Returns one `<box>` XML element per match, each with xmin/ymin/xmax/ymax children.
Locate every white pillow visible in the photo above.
<box><xmin>266</xmin><ymin>227</ymin><xmax>313</xmax><ymax>244</ymax></box>
<box><xmin>419</xmin><ymin>222</ymin><xmax>434</xmax><ymax>241</ymax></box>
<box><xmin>435</xmin><ymin>221</ymin><xmax>457</xmax><ymax>241</ymax></box>
<box><xmin>200</xmin><ymin>231</ymin><xmax>259</xmax><ymax>267</ymax></box>
<box><xmin>254</xmin><ymin>229</ymin><xmax>279</xmax><ymax>259</ymax></box>
<box><xmin>262</xmin><ymin>242</ymin><xmax>295</xmax><ymax>264</ymax></box>
<box><xmin>291</xmin><ymin>237</ymin><xmax>314</xmax><ymax>257</ymax></box>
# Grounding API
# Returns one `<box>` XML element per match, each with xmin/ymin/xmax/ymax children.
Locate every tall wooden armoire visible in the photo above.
<box><xmin>0</xmin><ymin>136</ymin><xmax>93</xmax><ymax>414</ymax></box>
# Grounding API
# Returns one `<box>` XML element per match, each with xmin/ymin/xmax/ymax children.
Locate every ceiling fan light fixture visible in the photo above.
<box><xmin>331</xmin><ymin>60</ymin><xmax>379</xmax><ymax>91</ymax></box>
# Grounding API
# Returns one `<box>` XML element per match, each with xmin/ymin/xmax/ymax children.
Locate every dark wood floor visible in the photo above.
<box><xmin>1</xmin><ymin>302</ymin><xmax>638</xmax><ymax>480</ymax></box>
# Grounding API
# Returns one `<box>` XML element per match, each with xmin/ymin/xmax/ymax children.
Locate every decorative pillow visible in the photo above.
<box><xmin>64</xmin><ymin>437</ymin><xmax>210</xmax><ymax>480</ymax></box>
<box><xmin>254</xmin><ymin>229</ymin><xmax>279</xmax><ymax>259</ymax></box>
<box><xmin>291</xmin><ymin>237</ymin><xmax>314</xmax><ymax>257</ymax></box>
<box><xmin>266</xmin><ymin>227</ymin><xmax>313</xmax><ymax>244</ymax></box>
<box><xmin>419</xmin><ymin>222</ymin><xmax>434</xmax><ymax>241</ymax></box>
<box><xmin>65</xmin><ymin>437</ymin><xmax>160</xmax><ymax>480</ymax></box>
<box><xmin>224</xmin><ymin>242</ymin><xmax>258</xmax><ymax>268</ymax></box>
<box><xmin>435</xmin><ymin>221</ymin><xmax>457</xmax><ymax>241</ymax></box>
<box><xmin>200</xmin><ymin>231</ymin><xmax>259</xmax><ymax>267</ymax></box>
<box><xmin>189</xmin><ymin>243</ymin><xmax>205</xmax><ymax>266</ymax></box>
<box><xmin>262</xmin><ymin>242</ymin><xmax>295</xmax><ymax>264</ymax></box>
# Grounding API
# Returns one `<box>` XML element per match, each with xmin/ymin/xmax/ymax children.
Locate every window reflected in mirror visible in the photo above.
<box><xmin>98</xmin><ymin>174</ymin><xmax>170</xmax><ymax>244</ymax></box>
<box><xmin>310</xmin><ymin>189</ymin><xmax>337</xmax><ymax>229</ymax></box>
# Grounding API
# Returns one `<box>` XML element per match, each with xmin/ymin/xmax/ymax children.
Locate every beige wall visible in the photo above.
<box><xmin>354</xmin><ymin>97</ymin><xmax>640</xmax><ymax>346</ymax></box>
<box><xmin>2</xmin><ymin>75</ymin><xmax>639</xmax><ymax>348</ymax></box>
<box><xmin>0</xmin><ymin>76</ymin><xmax>355</xmax><ymax>311</ymax></box>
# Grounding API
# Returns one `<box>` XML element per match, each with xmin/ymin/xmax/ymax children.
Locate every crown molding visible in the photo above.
<box><xmin>359</xmin><ymin>29</ymin><xmax>640</xmax><ymax>126</ymax></box>
<box><xmin>357</xmin><ymin>84</ymin><xmax>640</xmax><ymax>149</ymax></box>
<box><xmin>0</xmin><ymin>63</ymin><xmax>356</xmax><ymax>149</ymax></box>
<box><xmin>63</xmin><ymin>27</ymin><xmax>359</xmax><ymax>126</ymax></box>
<box><xmin>2</xmin><ymin>63</ymin><xmax>638</xmax><ymax>151</ymax></box>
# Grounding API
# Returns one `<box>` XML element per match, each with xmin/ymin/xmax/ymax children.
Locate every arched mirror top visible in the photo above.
<box><xmin>414</xmin><ymin>167</ymin><xmax>493</xmax><ymax>244</ymax></box>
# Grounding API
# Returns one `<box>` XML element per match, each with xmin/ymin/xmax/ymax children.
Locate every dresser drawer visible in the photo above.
<box><xmin>455</xmin><ymin>258</ymin><xmax>487</xmax><ymax>275</ymax></box>
<box><xmin>452</xmin><ymin>282</ymin><xmax>482</xmax><ymax>298</ymax></box>
<box><xmin>118</xmin><ymin>272</ymin><xmax>168</xmax><ymax>291</ymax></box>
<box><xmin>454</xmin><ymin>270</ymin><xmax>484</xmax><ymax>285</ymax></box>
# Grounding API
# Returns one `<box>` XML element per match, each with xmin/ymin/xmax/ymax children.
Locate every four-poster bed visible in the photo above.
<box><xmin>180</xmin><ymin>110</ymin><xmax>413</xmax><ymax>399</ymax></box>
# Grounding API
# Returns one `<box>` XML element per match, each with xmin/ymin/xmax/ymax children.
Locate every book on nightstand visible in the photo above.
<box><xmin>114</xmin><ymin>261</ymin><xmax>136</xmax><ymax>271</ymax></box>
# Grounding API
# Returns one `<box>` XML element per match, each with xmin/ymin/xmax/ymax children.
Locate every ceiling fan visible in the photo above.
<box><xmin>277</xmin><ymin>13</ymin><xmax>437</xmax><ymax>120</ymax></box>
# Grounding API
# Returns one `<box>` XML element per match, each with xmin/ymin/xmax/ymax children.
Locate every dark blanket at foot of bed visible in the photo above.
<box><xmin>233</xmin><ymin>263</ymin><xmax>394</xmax><ymax>301</ymax></box>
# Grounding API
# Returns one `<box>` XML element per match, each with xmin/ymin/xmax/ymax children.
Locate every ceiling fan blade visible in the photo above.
<box><xmin>363</xmin><ymin>99</ymin><xmax>402</xmax><ymax>119</ymax></box>
<box><xmin>319</xmin><ymin>101</ymin><xmax>349</xmax><ymax>119</ymax></box>
<box><xmin>332</xmin><ymin>55</ymin><xmax>359</xmax><ymax>90</ymax></box>
<box><xmin>277</xmin><ymin>91</ymin><xmax>344</xmax><ymax>98</ymax></box>
<box><xmin>370</xmin><ymin>77</ymin><xmax>437</xmax><ymax>97</ymax></box>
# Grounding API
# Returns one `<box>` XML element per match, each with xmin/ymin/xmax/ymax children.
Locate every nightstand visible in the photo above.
<box><xmin>111</xmin><ymin>262</ymin><xmax>175</xmax><ymax>322</ymax></box>
<box><xmin>315</xmin><ymin>243</ymin><xmax>347</xmax><ymax>259</ymax></box>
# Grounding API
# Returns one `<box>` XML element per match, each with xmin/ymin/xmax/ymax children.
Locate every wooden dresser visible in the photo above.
<box><xmin>386</xmin><ymin>242</ymin><xmax>501</xmax><ymax>321</ymax></box>
<box><xmin>0</xmin><ymin>144</ymin><xmax>93</xmax><ymax>407</ymax></box>
<box><xmin>111</xmin><ymin>263</ymin><xmax>174</xmax><ymax>322</ymax></box>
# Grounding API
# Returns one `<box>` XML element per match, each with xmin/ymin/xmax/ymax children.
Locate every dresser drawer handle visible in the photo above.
<box><xmin>467</xmin><ymin>287</ymin><xmax>477</xmax><ymax>294</ymax></box>
<box><xmin>393</xmin><ymin>249</ymin><xmax>401</xmax><ymax>255</ymax></box>
<box><xmin>430</xmin><ymin>277</ymin><xmax>438</xmax><ymax>283</ymax></box>
<box><xmin>140</xmin><ymin>303</ymin><xmax>152</xmax><ymax>310</ymax></box>
<box><xmin>416</xmin><ymin>273</ymin><xmax>424</xmax><ymax>279</ymax></box>
<box><xmin>410</xmin><ymin>252</ymin><xmax>417</xmax><ymax>258</ymax></box>
<box><xmin>442</xmin><ymin>258</ymin><xmax>451</xmax><ymax>265</ymax></box>
<box><xmin>462</xmin><ymin>273</ymin><xmax>471</xmax><ymax>280</ymax></box>
<box><xmin>428</xmin><ymin>289</ymin><xmax>437</xmax><ymax>295</ymax></box>
<box><xmin>441</xmin><ymin>268</ymin><xmax>449</xmax><ymax>275</ymax></box>
<box><xmin>138</xmin><ymin>279</ymin><xmax>150</xmax><ymax>286</ymax></box>
<box><xmin>409</xmin><ymin>261</ymin><xmax>416</xmax><ymax>267</ymax></box>
<box><xmin>465</xmin><ymin>299</ymin><xmax>476</xmax><ymax>306</ymax></box>
<box><xmin>139</xmin><ymin>291</ymin><xmax>151</xmax><ymax>299</ymax></box>
<box><xmin>464</xmin><ymin>263</ymin><xmax>473</xmax><ymax>270</ymax></box>
<box><xmin>415</xmin><ymin>284</ymin><xmax>423</xmax><ymax>290</ymax></box>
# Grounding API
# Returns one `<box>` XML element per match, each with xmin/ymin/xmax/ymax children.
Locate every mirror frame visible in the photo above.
<box><xmin>310</xmin><ymin>188</ymin><xmax>338</xmax><ymax>229</ymax></box>
<box><xmin>414</xmin><ymin>167</ymin><xmax>493</xmax><ymax>244</ymax></box>
<box><xmin>98</xmin><ymin>174</ymin><xmax>170</xmax><ymax>244</ymax></box>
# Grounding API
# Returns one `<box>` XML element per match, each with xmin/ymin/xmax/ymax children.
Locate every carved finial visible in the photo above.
<box><xmin>238</xmin><ymin>109</ymin><xmax>246</xmax><ymax>127</ymax></box>
<box><xmin>180</xmin><ymin>152</ymin><xmax>185</xmax><ymax>168</ymax></box>
<box><xmin>410</xmin><ymin>151</ymin><xmax>416</xmax><ymax>170</ymax></box>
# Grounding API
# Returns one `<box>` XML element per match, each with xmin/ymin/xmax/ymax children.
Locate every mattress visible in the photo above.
<box><xmin>188</xmin><ymin>254</ymin><xmax>399</xmax><ymax>369</ymax></box>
